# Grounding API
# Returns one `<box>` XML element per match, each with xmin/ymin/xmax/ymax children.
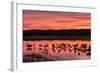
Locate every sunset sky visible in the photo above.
<box><xmin>23</xmin><ymin>10</ymin><xmax>91</xmax><ymax>30</ymax></box>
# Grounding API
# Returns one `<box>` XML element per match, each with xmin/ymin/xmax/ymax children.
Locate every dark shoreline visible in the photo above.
<box><xmin>23</xmin><ymin>29</ymin><xmax>91</xmax><ymax>40</ymax></box>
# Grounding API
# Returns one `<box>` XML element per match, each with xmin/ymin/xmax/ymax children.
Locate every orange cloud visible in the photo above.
<box><xmin>23</xmin><ymin>10</ymin><xmax>91</xmax><ymax>30</ymax></box>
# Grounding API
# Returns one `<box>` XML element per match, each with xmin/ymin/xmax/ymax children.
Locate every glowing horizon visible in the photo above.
<box><xmin>23</xmin><ymin>10</ymin><xmax>91</xmax><ymax>30</ymax></box>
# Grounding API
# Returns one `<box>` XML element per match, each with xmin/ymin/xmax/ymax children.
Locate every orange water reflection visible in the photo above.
<box><xmin>23</xmin><ymin>40</ymin><xmax>91</xmax><ymax>61</ymax></box>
